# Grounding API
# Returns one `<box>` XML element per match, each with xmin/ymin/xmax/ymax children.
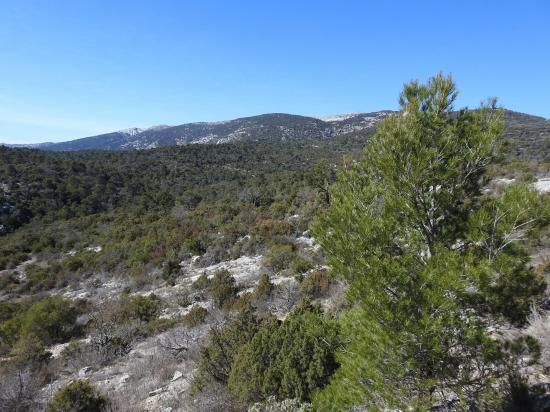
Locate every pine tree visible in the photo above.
<box><xmin>312</xmin><ymin>74</ymin><xmax>548</xmax><ymax>410</ymax></box>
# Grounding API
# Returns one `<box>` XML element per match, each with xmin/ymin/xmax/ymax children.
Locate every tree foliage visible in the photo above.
<box><xmin>228</xmin><ymin>302</ymin><xmax>339</xmax><ymax>404</ymax></box>
<box><xmin>47</xmin><ymin>380</ymin><xmax>106</xmax><ymax>412</ymax></box>
<box><xmin>312</xmin><ymin>74</ymin><xmax>547</xmax><ymax>410</ymax></box>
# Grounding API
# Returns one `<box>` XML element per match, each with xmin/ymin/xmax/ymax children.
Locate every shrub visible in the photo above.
<box><xmin>88</xmin><ymin>302</ymin><xmax>137</xmax><ymax>362</ymax></box>
<box><xmin>47</xmin><ymin>380</ymin><xmax>106</xmax><ymax>412</ymax></box>
<box><xmin>122</xmin><ymin>294</ymin><xmax>161</xmax><ymax>323</ymax></box>
<box><xmin>26</xmin><ymin>262</ymin><xmax>64</xmax><ymax>291</ymax></box>
<box><xmin>300</xmin><ymin>270</ymin><xmax>332</xmax><ymax>298</ymax></box>
<box><xmin>192</xmin><ymin>273</ymin><xmax>211</xmax><ymax>291</ymax></box>
<box><xmin>211</xmin><ymin>269</ymin><xmax>238</xmax><ymax>309</ymax></box>
<box><xmin>228</xmin><ymin>302</ymin><xmax>340</xmax><ymax>403</ymax></box>
<box><xmin>10</xmin><ymin>333</ymin><xmax>52</xmax><ymax>367</ymax></box>
<box><xmin>254</xmin><ymin>273</ymin><xmax>274</xmax><ymax>300</ymax></box>
<box><xmin>290</xmin><ymin>255</ymin><xmax>314</xmax><ymax>274</ymax></box>
<box><xmin>228</xmin><ymin>292</ymin><xmax>254</xmax><ymax>312</ymax></box>
<box><xmin>263</xmin><ymin>244</ymin><xmax>294</xmax><ymax>272</ymax></box>
<box><xmin>176</xmin><ymin>288</ymin><xmax>193</xmax><ymax>307</ymax></box>
<box><xmin>194</xmin><ymin>306</ymin><xmax>261</xmax><ymax>389</ymax></box>
<box><xmin>253</xmin><ymin>219</ymin><xmax>293</xmax><ymax>240</ymax></box>
<box><xmin>185</xmin><ymin>236</ymin><xmax>206</xmax><ymax>255</ymax></box>
<box><xmin>182</xmin><ymin>305</ymin><xmax>208</xmax><ymax>327</ymax></box>
<box><xmin>20</xmin><ymin>296</ymin><xmax>79</xmax><ymax>345</ymax></box>
<box><xmin>162</xmin><ymin>258</ymin><xmax>180</xmax><ymax>282</ymax></box>
<box><xmin>249</xmin><ymin>397</ymin><xmax>312</xmax><ymax>412</ymax></box>
<box><xmin>143</xmin><ymin>317</ymin><xmax>180</xmax><ymax>336</ymax></box>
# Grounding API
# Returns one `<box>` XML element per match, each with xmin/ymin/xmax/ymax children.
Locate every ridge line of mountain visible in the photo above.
<box><xmin>1</xmin><ymin>109</ymin><xmax>547</xmax><ymax>152</ymax></box>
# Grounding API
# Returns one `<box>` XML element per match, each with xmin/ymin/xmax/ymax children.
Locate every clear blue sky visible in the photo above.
<box><xmin>1</xmin><ymin>0</ymin><xmax>549</xmax><ymax>143</ymax></box>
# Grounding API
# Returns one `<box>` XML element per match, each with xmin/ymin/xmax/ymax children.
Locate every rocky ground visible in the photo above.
<box><xmin>12</xmin><ymin>230</ymin><xmax>337</xmax><ymax>411</ymax></box>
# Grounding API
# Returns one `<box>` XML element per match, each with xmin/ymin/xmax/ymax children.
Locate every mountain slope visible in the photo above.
<box><xmin>1</xmin><ymin>110</ymin><xmax>548</xmax><ymax>158</ymax></box>
<box><xmin>4</xmin><ymin>112</ymin><xmax>393</xmax><ymax>151</ymax></box>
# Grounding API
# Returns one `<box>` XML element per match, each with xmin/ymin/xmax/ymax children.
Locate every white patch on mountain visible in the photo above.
<box><xmin>316</xmin><ymin>113</ymin><xmax>363</xmax><ymax>122</ymax></box>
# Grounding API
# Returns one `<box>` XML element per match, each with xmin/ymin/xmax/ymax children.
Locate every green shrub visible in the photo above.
<box><xmin>162</xmin><ymin>258</ymin><xmax>180</xmax><ymax>282</ymax></box>
<box><xmin>11</xmin><ymin>333</ymin><xmax>52</xmax><ymax>367</ymax></box>
<box><xmin>47</xmin><ymin>380</ymin><xmax>106</xmax><ymax>412</ymax></box>
<box><xmin>254</xmin><ymin>273</ymin><xmax>274</xmax><ymax>300</ymax></box>
<box><xmin>249</xmin><ymin>397</ymin><xmax>312</xmax><ymax>412</ymax></box>
<box><xmin>185</xmin><ymin>236</ymin><xmax>206</xmax><ymax>255</ymax></box>
<box><xmin>194</xmin><ymin>306</ymin><xmax>261</xmax><ymax>389</ymax></box>
<box><xmin>211</xmin><ymin>269</ymin><xmax>238</xmax><ymax>309</ymax></box>
<box><xmin>122</xmin><ymin>293</ymin><xmax>161</xmax><ymax>322</ymax></box>
<box><xmin>26</xmin><ymin>262</ymin><xmax>64</xmax><ymax>291</ymax></box>
<box><xmin>192</xmin><ymin>273</ymin><xmax>211</xmax><ymax>291</ymax></box>
<box><xmin>182</xmin><ymin>305</ymin><xmax>208</xmax><ymax>327</ymax></box>
<box><xmin>228</xmin><ymin>292</ymin><xmax>254</xmax><ymax>312</ymax></box>
<box><xmin>290</xmin><ymin>255</ymin><xmax>314</xmax><ymax>274</ymax></box>
<box><xmin>143</xmin><ymin>317</ymin><xmax>180</xmax><ymax>336</ymax></box>
<box><xmin>228</xmin><ymin>302</ymin><xmax>340</xmax><ymax>403</ymax></box>
<box><xmin>253</xmin><ymin>219</ymin><xmax>293</xmax><ymax>240</ymax></box>
<box><xmin>20</xmin><ymin>296</ymin><xmax>79</xmax><ymax>345</ymax></box>
<box><xmin>176</xmin><ymin>288</ymin><xmax>193</xmax><ymax>307</ymax></box>
<box><xmin>263</xmin><ymin>244</ymin><xmax>294</xmax><ymax>272</ymax></box>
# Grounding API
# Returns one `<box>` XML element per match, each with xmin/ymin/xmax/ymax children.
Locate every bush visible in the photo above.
<box><xmin>47</xmin><ymin>380</ymin><xmax>106</xmax><ymax>412</ymax></box>
<box><xmin>143</xmin><ymin>317</ymin><xmax>180</xmax><ymax>336</ymax></box>
<box><xmin>254</xmin><ymin>273</ymin><xmax>274</xmax><ymax>300</ymax></box>
<box><xmin>183</xmin><ymin>305</ymin><xmax>208</xmax><ymax>327</ymax></box>
<box><xmin>122</xmin><ymin>293</ymin><xmax>161</xmax><ymax>323</ymax></box>
<box><xmin>211</xmin><ymin>269</ymin><xmax>238</xmax><ymax>309</ymax></box>
<box><xmin>192</xmin><ymin>273</ymin><xmax>211</xmax><ymax>291</ymax></box>
<box><xmin>300</xmin><ymin>270</ymin><xmax>332</xmax><ymax>298</ymax></box>
<box><xmin>20</xmin><ymin>296</ymin><xmax>79</xmax><ymax>345</ymax></box>
<box><xmin>185</xmin><ymin>236</ymin><xmax>206</xmax><ymax>255</ymax></box>
<box><xmin>228</xmin><ymin>302</ymin><xmax>340</xmax><ymax>403</ymax></box>
<box><xmin>25</xmin><ymin>262</ymin><xmax>64</xmax><ymax>291</ymax></box>
<box><xmin>249</xmin><ymin>397</ymin><xmax>312</xmax><ymax>412</ymax></box>
<box><xmin>263</xmin><ymin>244</ymin><xmax>294</xmax><ymax>272</ymax></box>
<box><xmin>10</xmin><ymin>333</ymin><xmax>52</xmax><ymax>367</ymax></box>
<box><xmin>162</xmin><ymin>258</ymin><xmax>180</xmax><ymax>282</ymax></box>
<box><xmin>194</xmin><ymin>306</ymin><xmax>261</xmax><ymax>389</ymax></box>
<box><xmin>290</xmin><ymin>255</ymin><xmax>314</xmax><ymax>274</ymax></box>
<box><xmin>253</xmin><ymin>219</ymin><xmax>293</xmax><ymax>240</ymax></box>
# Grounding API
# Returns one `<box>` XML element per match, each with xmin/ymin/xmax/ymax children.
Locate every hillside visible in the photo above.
<box><xmin>0</xmin><ymin>101</ymin><xmax>549</xmax><ymax>411</ymax></box>
<box><xmin>3</xmin><ymin>110</ymin><xmax>548</xmax><ymax>165</ymax></box>
<box><xmin>4</xmin><ymin>112</ymin><xmax>392</xmax><ymax>151</ymax></box>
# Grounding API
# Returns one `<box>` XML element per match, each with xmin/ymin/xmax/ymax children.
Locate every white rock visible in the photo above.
<box><xmin>47</xmin><ymin>342</ymin><xmax>71</xmax><ymax>359</ymax></box>
<box><xmin>495</xmin><ymin>177</ymin><xmax>516</xmax><ymax>185</ymax></box>
<box><xmin>85</xmin><ymin>245</ymin><xmax>102</xmax><ymax>253</ymax></box>
<box><xmin>171</xmin><ymin>370</ymin><xmax>183</xmax><ymax>382</ymax></box>
<box><xmin>534</xmin><ymin>178</ymin><xmax>550</xmax><ymax>193</ymax></box>
<box><xmin>78</xmin><ymin>366</ymin><xmax>93</xmax><ymax>377</ymax></box>
<box><xmin>118</xmin><ymin>373</ymin><xmax>130</xmax><ymax>384</ymax></box>
<box><xmin>148</xmin><ymin>387</ymin><xmax>164</xmax><ymax>397</ymax></box>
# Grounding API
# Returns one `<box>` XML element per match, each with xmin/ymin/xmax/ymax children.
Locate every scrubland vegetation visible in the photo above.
<box><xmin>0</xmin><ymin>74</ymin><xmax>549</xmax><ymax>411</ymax></box>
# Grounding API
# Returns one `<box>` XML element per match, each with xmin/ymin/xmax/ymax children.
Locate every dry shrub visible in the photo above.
<box><xmin>300</xmin><ymin>270</ymin><xmax>332</xmax><ymax>298</ymax></box>
<box><xmin>253</xmin><ymin>219</ymin><xmax>293</xmax><ymax>240</ymax></box>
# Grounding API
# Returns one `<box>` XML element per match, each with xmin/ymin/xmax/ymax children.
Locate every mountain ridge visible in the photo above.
<box><xmin>1</xmin><ymin>109</ymin><xmax>548</xmax><ymax>153</ymax></box>
<box><xmin>1</xmin><ymin>111</ymin><xmax>394</xmax><ymax>151</ymax></box>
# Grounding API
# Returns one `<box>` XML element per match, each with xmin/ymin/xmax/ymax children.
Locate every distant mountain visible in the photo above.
<box><xmin>501</xmin><ymin>111</ymin><xmax>550</xmax><ymax>162</ymax></box>
<box><xmin>1</xmin><ymin>110</ymin><xmax>548</xmax><ymax>158</ymax></box>
<box><xmin>2</xmin><ymin>112</ymin><xmax>393</xmax><ymax>151</ymax></box>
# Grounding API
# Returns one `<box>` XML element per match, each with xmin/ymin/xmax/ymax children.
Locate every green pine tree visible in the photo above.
<box><xmin>312</xmin><ymin>74</ymin><xmax>548</xmax><ymax>410</ymax></box>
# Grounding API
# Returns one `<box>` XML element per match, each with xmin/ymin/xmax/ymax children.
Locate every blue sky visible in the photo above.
<box><xmin>1</xmin><ymin>0</ymin><xmax>549</xmax><ymax>143</ymax></box>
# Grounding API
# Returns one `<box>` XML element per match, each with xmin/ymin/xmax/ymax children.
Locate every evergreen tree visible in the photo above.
<box><xmin>312</xmin><ymin>74</ymin><xmax>548</xmax><ymax>410</ymax></box>
<box><xmin>228</xmin><ymin>301</ymin><xmax>339</xmax><ymax>404</ymax></box>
